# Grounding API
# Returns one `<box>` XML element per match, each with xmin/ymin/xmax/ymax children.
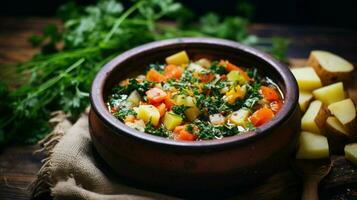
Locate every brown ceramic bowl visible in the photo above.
<box><xmin>89</xmin><ymin>38</ymin><xmax>300</xmax><ymax>191</ymax></box>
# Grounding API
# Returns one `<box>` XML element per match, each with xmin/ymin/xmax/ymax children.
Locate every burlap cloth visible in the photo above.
<box><xmin>29</xmin><ymin>110</ymin><xmax>301</xmax><ymax>200</ymax></box>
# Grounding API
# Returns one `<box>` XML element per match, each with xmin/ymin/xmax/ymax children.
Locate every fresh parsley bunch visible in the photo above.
<box><xmin>0</xmin><ymin>0</ymin><xmax>289</xmax><ymax>146</ymax></box>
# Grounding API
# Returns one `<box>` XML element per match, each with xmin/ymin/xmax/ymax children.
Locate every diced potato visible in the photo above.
<box><xmin>184</xmin><ymin>96</ymin><xmax>200</xmax><ymax>121</ymax></box>
<box><xmin>174</xmin><ymin>95</ymin><xmax>199</xmax><ymax>121</ymax></box>
<box><xmin>296</xmin><ymin>131</ymin><xmax>329</xmax><ymax>159</ymax></box>
<box><xmin>137</xmin><ymin>105</ymin><xmax>160</xmax><ymax>126</ymax></box>
<box><xmin>307</xmin><ymin>50</ymin><xmax>354</xmax><ymax>85</ymax></box>
<box><xmin>209</xmin><ymin>113</ymin><xmax>225</xmax><ymax>125</ymax></box>
<box><xmin>195</xmin><ymin>58</ymin><xmax>211</xmax><ymax>68</ymax></box>
<box><xmin>326</xmin><ymin>116</ymin><xmax>350</xmax><ymax>137</ymax></box>
<box><xmin>230</xmin><ymin>108</ymin><xmax>251</xmax><ymax>126</ymax></box>
<box><xmin>291</xmin><ymin>67</ymin><xmax>322</xmax><ymax>91</ymax></box>
<box><xmin>328</xmin><ymin>98</ymin><xmax>356</xmax><ymax>130</ymax></box>
<box><xmin>125</xmin><ymin>119</ymin><xmax>146</xmax><ymax>132</ymax></box>
<box><xmin>301</xmin><ymin>100</ymin><xmax>329</xmax><ymax>134</ymax></box>
<box><xmin>227</xmin><ymin>70</ymin><xmax>246</xmax><ymax>84</ymax></box>
<box><xmin>326</xmin><ymin>116</ymin><xmax>351</xmax><ymax>153</ymax></box>
<box><xmin>345</xmin><ymin>143</ymin><xmax>357</xmax><ymax>166</ymax></box>
<box><xmin>174</xmin><ymin>95</ymin><xmax>187</xmax><ymax>106</ymax></box>
<box><xmin>312</xmin><ymin>82</ymin><xmax>345</xmax><ymax>105</ymax></box>
<box><xmin>163</xmin><ymin>112</ymin><xmax>183</xmax><ymax>130</ymax></box>
<box><xmin>166</xmin><ymin>51</ymin><xmax>189</xmax><ymax>65</ymax></box>
<box><xmin>127</xmin><ymin>90</ymin><xmax>141</xmax><ymax>107</ymax></box>
<box><xmin>299</xmin><ymin>91</ymin><xmax>313</xmax><ymax>113</ymax></box>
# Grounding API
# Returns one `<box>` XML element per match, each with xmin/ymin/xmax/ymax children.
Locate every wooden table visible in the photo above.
<box><xmin>1</xmin><ymin>17</ymin><xmax>357</xmax><ymax>200</ymax></box>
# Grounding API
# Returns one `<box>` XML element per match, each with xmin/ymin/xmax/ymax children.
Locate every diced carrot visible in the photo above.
<box><xmin>270</xmin><ymin>100</ymin><xmax>283</xmax><ymax>113</ymax></box>
<box><xmin>200</xmin><ymin>73</ymin><xmax>215</xmax><ymax>83</ymax></box>
<box><xmin>220</xmin><ymin>60</ymin><xmax>251</xmax><ymax>81</ymax></box>
<box><xmin>111</xmin><ymin>106</ymin><xmax>117</xmax><ymax>113</ymax></box>
<box><xmin>164</xmin><ymin>64</ymin><xmax>183</xmax><ymax>80</ymax></box>
<box><xmin>220</xmin><ymin>74</ymin><xmax>227</xmax><ymax>80</ymax></box>
<box><xmin>250</xmin><ymin>107</ymin><xmax>275</xmax><ymax>127</ymax></box>
<box><xmin>177</xmin><ymin>130</ymin><xmax>197</xmax><ymax>141</ymax></box>
<box><xmin>260</xmin><ymin>86</ymin><xmax>279</xmax><ymax>101</ymax></box>
<box><xmin>164</xmin><ymin>92</ymin><xmax>175</xmax><ymax>110</ymax></box>
<box><xmin>173</xmin><ymin>125</ymin><xmax>186</xmax><ymax>134</ymax></box>
<box><xmin>146</xmin><ymin>87</ymin><xmax>167</xmax><ymax>104</ymax></box>
<box><xmin>157</xmin><ymin>103</ymin><xmax>166</xmax><ymax>117</ymax></box>
<box><xmin>146</xmin><ymin>69</ymin><xmax>166</xmax><ymax>82</ymax></box>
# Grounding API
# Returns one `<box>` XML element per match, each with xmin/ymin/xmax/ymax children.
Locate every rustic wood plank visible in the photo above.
<box><xmin>0</xmin><ymin>145</ymin><xmax>43</xmax><ymax>200</ymax></box>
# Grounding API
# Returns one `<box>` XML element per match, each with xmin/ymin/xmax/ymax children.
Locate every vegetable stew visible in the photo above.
<box><xmin>107</xmin><ymin>51</ymin><xmax>284</xmax><ymax>141</ymax></box>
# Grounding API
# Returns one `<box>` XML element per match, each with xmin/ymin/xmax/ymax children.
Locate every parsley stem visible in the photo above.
<box><xmin>103</xmin><ymin>0</ymin><xmax>144</xmax><ymax>43</ymax></box>
<box><xmin>24</xmin><ymin>58</ymin><xmax>85</xmax><ymax>101</ymax></box>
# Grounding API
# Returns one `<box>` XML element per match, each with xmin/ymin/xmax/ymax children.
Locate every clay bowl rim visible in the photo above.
<box><xmin>90</xmin><ymin>37</ymin><xmax>299</xmax><ymax>150</ymax></box>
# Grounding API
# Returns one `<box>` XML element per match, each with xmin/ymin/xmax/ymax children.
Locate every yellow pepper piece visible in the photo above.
<box><xmin>226</xmin><ymin>85</ymin><xmax>245</xmax><ymax>104</ymax></box>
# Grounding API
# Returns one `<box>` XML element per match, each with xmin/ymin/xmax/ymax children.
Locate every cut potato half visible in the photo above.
<box><xmin>301</xmin><ymin>100</ymin><xmax>329</xmax><ymax>134</ymax></box>
<box><xmin>299</xmin><ymin>91</ymin><xmax>313</xmax><ymax>113</ymax></box>
<box><xmin>326</xmin><ymin>116</ymin><xmax>351</xmax><ymax>153</ymax></box>
<box><xmin>312</xmin><ymin>82</ymin><xmax>345</xmax><ymax>105</ymax></box>
<box><xmin>326</xmin><ymin>116</ymin><xmax>350</xmax><ymax>137</ymax></box>
<box><xmin>345</xmin><ymin>143</ymin><xmax>357</xmax><ymax>166</ymax></box>
<box><xmin>328</xmin><ymin>98</ymin><xmax>357</xmax><ymax>131</ymax></box>
<box><xmin>296</xmin><ymin>131</ymin><xmax>329</xmax><ymax>159</ymax></box>
<box><xmin>308</xmin><ymin>50</ymin><xmax>354</xmax><ymax>84</ymax></box>
<box><xmin>291</xmin><ymin>67</ymin><xmax>322</xmax><ymax>91</ymax></box>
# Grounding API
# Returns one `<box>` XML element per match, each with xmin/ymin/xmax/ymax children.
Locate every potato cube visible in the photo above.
<box><xmin>301</xmin><ymin>100</ymin><xmax>328</xmax><ymax>134</ymax></box>
<box><xmin>345</xmin><ymin>143</ymin><xmax>357</xmax><ymax>166</ymax></box>
<box><xmin>328</xmin><ymin>98</ymin><xmax>356</xmax><ymax>128</ymax></box>
<box><xmin>163</xmin><ymin>112</ymin><xmax>183</xmax><ymax>130</ymax></box>
<box><xmin>184</xmin><ymin>96</ymin><xmax>200</xmax><ymax>122</ymax></box>
<box><xmin>326</xmin><ymin>116</ymin><xmax>350</xmax><ymax>137</ymax></box>
<box><xmin>137</xmin><ymin>105</ymin><xmax>160</xmax><ymax>126</ymax></box>
<box><xmin>296</xmin><ymin>131</ymin><xmax>329</xmax><ymax>159</ymax></box>
<box><xmin>127</xmin><ymin>90</ymin><xmax>141</xmax><ymax>107</ymax></box>
<box><xmin>166</xmin><ymin>51</ymin><xmax>189</xmax><ymax>65</ymax></box>
<box><xmin>326</xmin><ymin>116</ymin><xmax>351</xmax><ymax>153</ymax></box>
<box><xmin>291</xmin><ymin>67</ymin><xmax>322</xmax><ymax>91</ymax></box>
<box><xmin>312</xmin><ymin>82</ymin><xmax>345</xmax><ymax>105</ymax></box>
<box><xmin>299</xmin><ymin>91</ymin><xmax>313</xmax><ymax>113</ymax></box>
<box><xmin>230</xmin><ymin>108</ymin><xmax>251</xmax><ymax>126</ymax></box>
<box><xmin>227</xmin><ymin>70</ymin><xmax>246</xmax><ymax>84</ymax></box>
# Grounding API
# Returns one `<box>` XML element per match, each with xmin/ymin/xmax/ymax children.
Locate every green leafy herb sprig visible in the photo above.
<box><xmin>0</xmin><ymin>0</ymin><xmax>289</xmax><ymax>146</ymax></box>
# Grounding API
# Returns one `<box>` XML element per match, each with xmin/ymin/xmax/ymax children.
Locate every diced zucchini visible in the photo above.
<box><xmin>230</xmin><ymin>108</ymin><xmax>251</xmax><ymax>126</ymax></box>
<box><xmin>163</xmin><ymin>112</ymin><xmax>183</xmax><ymax>130</ymax></box>
<box><xmin>227</xmin><ymin>70</ymin><xmax>246</xmax><ymax>84</ymax></box>
<box><xmin>166</xmin><ymin>51</ymin><xmax>189</xmax><ymax>65</ymax></box>
<box><xmin>127</xmin><ymin>90</ymin><xmax>141</xmax><ymax>106</ymax></box>
<box><xmin>209</xmin><ymin>113</ymin><xmax>225</xmax><ymax>125</ymax></box>
<box><xmin>137</xmin><ymin>105</ymin><xmax>160</xmax><ymax>126</ymax></box>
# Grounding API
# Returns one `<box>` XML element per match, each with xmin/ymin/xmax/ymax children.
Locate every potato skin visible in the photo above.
<box><xmin>326</xmin><ymin>120</ymin><xmax>351</xmax><ymax>154</ymax></box>
<box><xmin>307</xmin><ymin>54</ymin><xmax>353</xmax><ymax>85</ymax></box>
<box><xmin>314</xmin><ymin>104</ymin><xmax>330</xmax><ymax>135</ymax></box>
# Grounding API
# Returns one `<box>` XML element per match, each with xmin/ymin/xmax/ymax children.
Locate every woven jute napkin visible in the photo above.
<box><xmin>29</xmin><ymin>110</ymin><xmax>301</xmax><ymax>200</ymax></box>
